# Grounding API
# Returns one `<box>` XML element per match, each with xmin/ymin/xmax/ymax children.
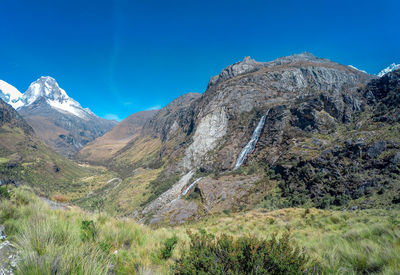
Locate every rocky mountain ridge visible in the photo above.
<box><xmin>378</xmin><ymin>63</ymin><xmax>400</xmax><ymax>77</ymax></box>
<box><xmin>141</xmin><ymin>66</ymin><xmax>399</xmax><ymax>225</ymax></box>
<box><xmin>80</xmin><ymin>52</ymin><xmax>400</xmax><ymax>225</ymax></box>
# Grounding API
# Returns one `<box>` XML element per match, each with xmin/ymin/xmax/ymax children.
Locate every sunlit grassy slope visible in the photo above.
<box><xmin>0</xmin><ymin>124</ymin><xmax>117</xmax><ymax>200</ymax></box>
<box><xmin>1</xmin><ymin>186</ymin><xmax>399</xmax><ymax>274</ymax></box>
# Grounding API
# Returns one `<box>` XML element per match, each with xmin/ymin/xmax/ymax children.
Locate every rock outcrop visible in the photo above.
<box><xmin>127</xmin><ymin>53</ymin><xmax>378</xmax><ymax>223</ymax></box>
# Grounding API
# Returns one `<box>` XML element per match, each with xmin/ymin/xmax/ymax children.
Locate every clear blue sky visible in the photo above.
<box><xmin>1</xmin><ymin>0</ymin><xmax>399</xmax><ymax>121</ymax></box>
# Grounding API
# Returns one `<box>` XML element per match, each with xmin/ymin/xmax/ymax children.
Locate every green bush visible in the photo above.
<box><xmin>0</xmin><ymin>186</ymin><xmax>10</xmax><ymax>199</ymax></box>
<box><xmin>160</xmin><ymin>235</ymin><xmax>178</xmax><ymax>259</ymax></box>
<box><xmin>175</xmin><ymin>230</ymin><xmax>315</xmax><ymax>275</ymax></box>
<box><xmin>81</xmin><ymin>220</ymin><xmax>97</xmax><ymax>241</ymax></box>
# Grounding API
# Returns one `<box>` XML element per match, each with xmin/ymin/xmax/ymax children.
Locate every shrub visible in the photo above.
<box><xmin>175</xmin><ymin>230</ymin><xmax>315</xmax><ymax>275</ymax></box>
<box><xmin>160</xmin><ymin>235</ymin><xmax>178</xmax><ymax>259</ymax></box>
<box><xmin>99</xmin><ymin>241</ymin><xmax>112</xmax><ymax>253</ymax></box>
<box><xmin>81</xmin><ymin>220</ymin><xmax>97</xmax><ymax>241</ymax></box>
<box><xmin>222</xmin><ymin>209</ymin><xmax>231</xmax><ymax>216</ymax></box>
<box><xmin>0</xmin><ymin>186</ymin><xmax>10</xmax><ymax>199</ymax></box>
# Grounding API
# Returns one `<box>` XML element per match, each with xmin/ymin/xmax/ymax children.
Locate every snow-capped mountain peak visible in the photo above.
<box><xmin>22</xmin><ymin>76</ymin><xmax>94</xmax><ymax>120</ymax></box>
<box><xmin>23</xmin><ymin>76</ymin><xmax>69</xmax><ymax>105</ymax></box>
<box><xmin>0</xmin><ymin>80</ymin><xmax>24</xmax><ymax>109</ymax></box>
<box><xmin>378</xmin><ymin>63</ymin><xmax>400</xmax><ymax>77</ymax></box>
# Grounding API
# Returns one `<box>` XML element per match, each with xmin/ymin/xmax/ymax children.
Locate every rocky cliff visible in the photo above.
<box><xmin>89</xmin><ymin>53</ymin><xmax>400</xmax><ymax>224</ymax></box>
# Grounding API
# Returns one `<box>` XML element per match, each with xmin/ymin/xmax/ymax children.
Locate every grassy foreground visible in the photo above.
<box><xmin>0</xmin><ymin>186</ymin><xmax>399</xmax><ymax>274</ymax></box>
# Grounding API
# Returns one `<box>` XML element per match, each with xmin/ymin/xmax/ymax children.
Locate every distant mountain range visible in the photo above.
<box><xmin>0</xmin><ymin>76</ymin><xmax>116</xmax><ymax>157</ymax></box>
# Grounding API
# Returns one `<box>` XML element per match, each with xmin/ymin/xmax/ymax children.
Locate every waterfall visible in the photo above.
<box><xmin>181</xmin><ymin>177</ymin><xmax>203</xmax><ymax>196</ymax></box>
<box><xmin>234</xmin><ymin>110</ymin><xmax>269</xmax><ymax>170</ymax></box>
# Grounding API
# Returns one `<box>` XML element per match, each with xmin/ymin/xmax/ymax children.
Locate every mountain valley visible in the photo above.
<box><xmin>1</xmin><ymin>53</ymin><xmax>400</xmax><ymax>274</ymax></box>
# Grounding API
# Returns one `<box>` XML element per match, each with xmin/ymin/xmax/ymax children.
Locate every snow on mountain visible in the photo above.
<box><xmin>0</xmin><ymin>80</ymin><xmax>24</xmax><ymax>109</ymax></box>
<box><xmin>22</xmin><ymin>76</ymin><xmax>94</xmax><ymax>120</ymax></box>
<box><xmin>348</xmin><ymin>65</ymin><xmax>367</xmax><ymax>74</ymax></box>
<box><xmin>378</xmin><ymin>63</ymin><xmax>400</xmax><ymax>77</ymax></box>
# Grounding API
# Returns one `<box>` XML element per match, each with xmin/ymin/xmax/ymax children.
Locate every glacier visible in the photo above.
<box><xmin>0</xmin><ymin>80</ymin><xmax>24</xmax><ymax>109</ymax></box>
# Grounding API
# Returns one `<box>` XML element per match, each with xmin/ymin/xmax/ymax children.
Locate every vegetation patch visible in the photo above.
<box><xmin>175</xmin><ymin>230</ymin><xmax>315</xmax><ymax>274</ymax></box>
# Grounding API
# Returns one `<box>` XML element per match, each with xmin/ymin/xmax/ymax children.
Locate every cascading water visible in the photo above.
<box><xmin>181</xmin><ymin>177</ymin><xmax>203</xmax><ymax>197</ymax></box>
<box><xmin>234</xmin><ymin>109</ymin><xmax>270</xmax><ymax>170</ymax></box>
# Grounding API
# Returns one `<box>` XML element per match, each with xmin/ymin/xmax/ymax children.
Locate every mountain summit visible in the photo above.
<box><xmin>15</xmin><ymin>76</ymin><xmax>116</xmax><ymax>156</ymax></box>
<box><xmin>22</xmin><ymin>76</ymin><xmax>95</xmax><ymax>120</ymax></box>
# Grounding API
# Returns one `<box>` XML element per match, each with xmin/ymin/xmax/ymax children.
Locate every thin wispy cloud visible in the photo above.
<box><xmin>146</xmin><ymin>105</ymin><xmax>162</xmax><ymax>111</ymax></box>
<box><xmin>104</xmin><ymin>113</ymin><xmax>121</xmax><ymax>121</ymax></box>
<box><xmin>122</xmin><ymin>101</ymin><xmax>133</xmax><ymax>106</ymax></box>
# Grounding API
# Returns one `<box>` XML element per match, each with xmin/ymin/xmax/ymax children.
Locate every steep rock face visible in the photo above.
<box><xmin>106</xmin><ymin>93</ymin><xmax>202</xmax><ymax>175</ymax></box>
<box><xmin>18</xmin><ymin>77</ymin><xmax>116</xmax><ymax>157</ymax></box>
<box><xmin>143</xmin><ymin>92</ymin><xmax>201</xmax><ymax>141</ymax></box>
<box><xmin>128</xmin><ymin>53</ymin><xmax>376</xmax><ymax>224</ymax></box>
<box><xmin>208</xmin><ymin>56</ymin><xmax>259</xmax><ymax>87</ymax></box>
<box><xmin>172</xmin><ymin>53</ymin><xmax>372</xmax><ymax>172</ymax></box>
<box><xmin>364</xmin><ymin>69</ymin><xmax>400</xmax><ymax>122</ymax></box>
<box><xmin>181</xmin><ymin>107</ymin><xmax>228</xmax><ymax>170</ymax></box>
<box><xmin>255</xmin><ymin>70</ymin><xmax>400</xmax><ymax>210</ymax></box>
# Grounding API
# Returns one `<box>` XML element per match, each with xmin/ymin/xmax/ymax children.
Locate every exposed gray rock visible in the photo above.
<box><xmin>208</xmin><ymin>56</ymin><xmax>259</xmax><ymax>87</ymax></box>
<box><xmin>391</xmin><ymin>151</ymin><xmax>400</xmax><ymax>165</ymax></box>
<box><xmin>0</xmin><ymin>225</ymin><xmax>5</xmax><ymax>240</ymax></box>
<box><xmin>0</xmin><ymin>228</ymin><xmax>18</xmax><ymax>275</ymax></box>
<box><xmin>143</xmin><ymin>92</ymin><xmax>201</xmax><ymax>142</ymax></box>
<box><xmin>126</xmin><ymin>53</ymin><xmax>378</xmax><ymax>224</ymax></box>
<box><xmin>141</xmin><ymin>170</ymin><xmax>194</xmax><ymax>216</ymax></box>
<box><xmin>367</xmin><ymin>141</ymin><xmax>387</xmax><ymax>159</ymax></box>
<box><xmin>149</xmin><ymin>198</ymin><xmax>198</xmax><ymax>225</ymax></box>
<box><xmin>181</xmin><ymin>108</ymin><xmax>228</xmax><ymax>170</ymax></box>
<box><xmin>197</xmin><ymin>175</ymin><xmax>261</xmax><ymax>212</ymax></box>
